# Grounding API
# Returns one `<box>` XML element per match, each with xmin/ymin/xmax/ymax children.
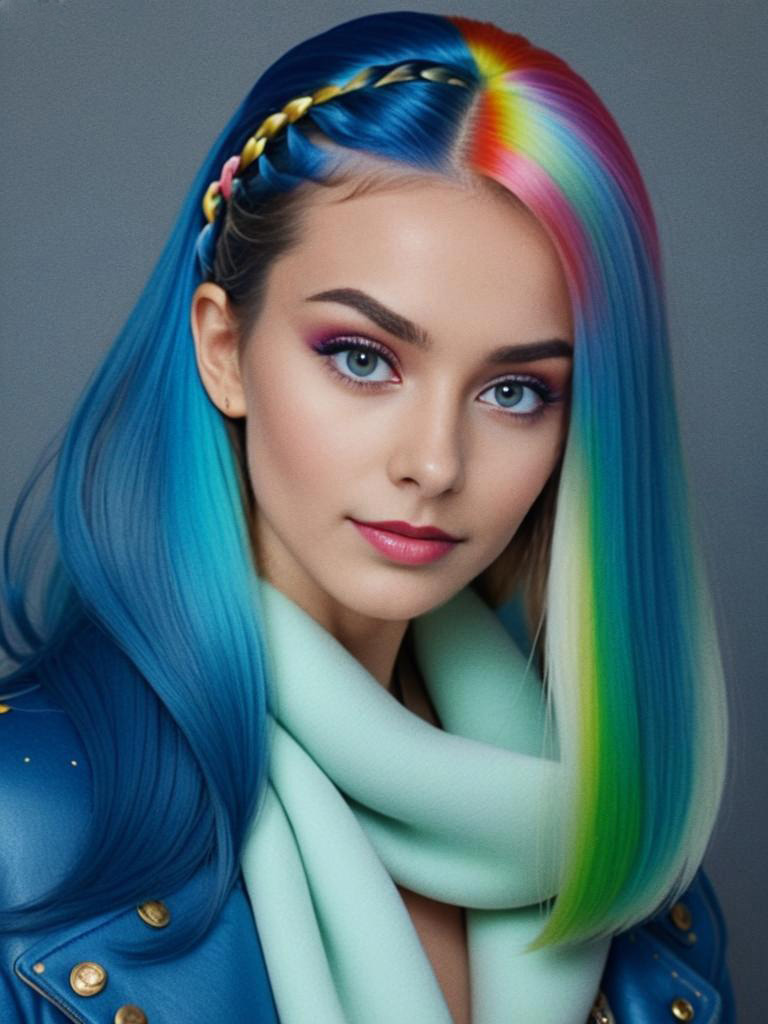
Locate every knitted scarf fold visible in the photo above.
<box><xmin>240</xmin><ymin>580</ymin><xmax>610</xmax><ymax>1023</ymax></box>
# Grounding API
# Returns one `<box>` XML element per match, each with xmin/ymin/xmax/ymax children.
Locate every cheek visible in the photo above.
<box><xmin>241</xmin><ymin>355</ymin><xmax>360</xmax><ymax>512</ymax></box>
<box><xmin>478</xmin><ymin>429</ymin><xmax>564</xmax><ymax>541</ymax></box>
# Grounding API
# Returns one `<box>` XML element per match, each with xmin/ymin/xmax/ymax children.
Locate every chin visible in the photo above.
<box><xmin>328</xmin><ymin>571</ymin><xmax>469</xmax><ymax>623</ymax></box>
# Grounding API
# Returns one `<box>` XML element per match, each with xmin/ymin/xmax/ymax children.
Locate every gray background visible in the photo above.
<box><xmin>2</xmin><ymin>0</ymin><xmax>766</xmax><ymax>1014</ymax></box>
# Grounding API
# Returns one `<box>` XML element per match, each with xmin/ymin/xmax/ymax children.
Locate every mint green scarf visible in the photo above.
<box><xmin>241</xmin><ymin>580</ymin><xmax>609</xmax><ymax>1023</ymax></box>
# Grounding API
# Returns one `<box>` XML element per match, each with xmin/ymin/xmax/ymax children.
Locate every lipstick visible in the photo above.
<box><xmin>349</xmin><ymin>518</ymin><xmax>461</xmax><ymax>566</ymax></box>
<box><xmin>359</xmin><ymin>520</ymin><xmax>459</xmax><ymax>541</ymax></box>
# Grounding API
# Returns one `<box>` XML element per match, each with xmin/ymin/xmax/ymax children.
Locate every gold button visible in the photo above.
<box><xmin>137</xmin><ymin>899</ymin><xmax>170</xmax><ymax>928</ymax></box>
<box><xmin>32</xmin><ymin>962</ymin><xmax>45</xmax><ymax>974</ymax></box>
<box><xmin>669</xmin><ymin>901</ymin><xmax>693</xmax><ymax>931</ymax></box>
<box><xmin>0</xmin><ymin>704</ymin><xmax>12</xmax><ymax>713</ymax></box>
<box><xmin>670</xmin><ymin>997</ymin><xmax>695</xmax><ymax>1020</ymax></box>
<box><xmin>69</xmin><ymin>961</ymin><xmax>108</xmax><ymax>996</ymax></box>
<box><xmin>114</xmin><ymin>1005</ymin><xmax>148</xmax><ymax>1024</ymax></box>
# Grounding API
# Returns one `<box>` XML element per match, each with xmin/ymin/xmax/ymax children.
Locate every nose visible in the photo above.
<box><xmin>386</xmin><ymin>389</ymin><xmax>466</xmax><ymax>497</ymax></box>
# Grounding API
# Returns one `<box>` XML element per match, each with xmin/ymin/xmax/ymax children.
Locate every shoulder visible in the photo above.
<box><xmin>0</xmin><ymin>680</ymin><xmax>91</xmax><ymax>906</ymax></box>
<box><xmin>602</xmin><ymin>868</ymin><xmax>736</xmax><ymax>1023</ymax></box>
<box><xmin>0</xmin><ymin>682</ymin><xmax>280</xmax><ymax>1023</ymax></box>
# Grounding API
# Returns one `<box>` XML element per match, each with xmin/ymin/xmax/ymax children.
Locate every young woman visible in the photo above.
<box><xmin>0</xmin><ymin>11</ymin><xmax>734</xmax><ymax>1023</ymax></box>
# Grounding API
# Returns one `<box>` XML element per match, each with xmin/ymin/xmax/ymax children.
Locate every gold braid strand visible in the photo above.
<box><xmin>202</xmin><ymin>62</ymin><xmax>471</xmax><ymax>224</ymax></box>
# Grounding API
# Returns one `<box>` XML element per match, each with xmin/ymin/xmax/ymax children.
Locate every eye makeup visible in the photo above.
<box><xmin>307</xmin><ymin>329</ymin><xmax>567</xmax><ymax>423</ymax></box>
<box><xmin>311</xmin><ymin>334</ymin><xmax>399</xmax><ymax>375</ymax></box>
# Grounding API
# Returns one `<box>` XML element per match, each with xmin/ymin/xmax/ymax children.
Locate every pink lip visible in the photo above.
<box><xmin>350</xmin><ymin>519</ymin><xmax>461</xmax><ymax>565</ymax></box>
<box><xmin>359</xmin><ymin>519</ymin><xmax>460</xmax><ymax>541</ymax></box>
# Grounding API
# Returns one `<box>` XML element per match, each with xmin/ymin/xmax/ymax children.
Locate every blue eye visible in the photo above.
<box><xmin>313</xmin><ymin>338</ymin><xmax>557</xmax><ymax>418</ymax></box>
<box><xmin>477</xmin><ymin>378</ymin><xmax>549</xmax><ymax>417</ymax></box>
<box><xmin>314</xmin><ymin>338</ymin><xmax>398</xmax><ymax>385</ymax></box>
<box><xmin>332</xmin><ymin>347</ymin><xmax>394</xmax><ymax>382</ymax></box>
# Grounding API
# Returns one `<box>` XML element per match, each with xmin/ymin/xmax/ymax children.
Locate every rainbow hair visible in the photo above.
<box><xmin>446</xmin><ymin>17</ymin><xmax>728</xmax><ymax>944</ymax></box>
<box><xmin>0</xmin><ymin>11</ymin><xmax>727</xmax><ymax>957</ymax></box>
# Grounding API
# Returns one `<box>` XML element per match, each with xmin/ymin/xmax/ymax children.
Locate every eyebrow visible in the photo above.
<box><xmin>304</xmin><ymin>287</ymin><xmax>573</xmax><ymax>363</ymax></box>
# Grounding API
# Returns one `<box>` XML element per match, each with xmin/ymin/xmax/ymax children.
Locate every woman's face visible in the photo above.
<box><xmin>204</xmin><ymin>176</ymin><xmax>573</xmax><ymax>628</ymax></box>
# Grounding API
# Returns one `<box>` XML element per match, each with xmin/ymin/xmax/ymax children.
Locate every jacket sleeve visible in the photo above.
<box><xmin>0</xmin><ymin>681</ymin><xmax>279</xmax><ymax>1024</ymax></box>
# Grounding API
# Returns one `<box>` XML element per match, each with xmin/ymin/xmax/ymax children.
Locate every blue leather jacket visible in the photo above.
<box><xmin>1</xmin><ymin>680</ymin><xmax>735</xmax><ymax>1023</ymax></box>
<box><xmin>0</xmin><ymin>683</ymin><xmax>279</xmax><ymax>1024</ymax></box>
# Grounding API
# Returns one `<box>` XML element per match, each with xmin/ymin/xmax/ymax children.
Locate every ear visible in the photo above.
<box><xmin>189</xmin><ymin>283</ymin><xmax>247</xmax><ymax>418</ymax></box>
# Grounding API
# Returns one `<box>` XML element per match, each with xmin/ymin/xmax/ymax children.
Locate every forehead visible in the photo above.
<box><xmin>265</xmin><ymin>173</ymin><xmax>573</xmax><ymax>342</ymax></box>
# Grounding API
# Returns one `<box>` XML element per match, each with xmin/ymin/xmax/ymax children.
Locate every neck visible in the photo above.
<box><xmin>256</xmin><ymin>573</ymin><xmax>409</xmax><ymax>693</ymax></box>
<box><xmin>323</xmin><ymin>607</ymin><xmax>409</xmax><ymax>692</ymax></box>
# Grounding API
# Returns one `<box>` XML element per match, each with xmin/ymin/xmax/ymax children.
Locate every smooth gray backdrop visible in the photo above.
<box><xmin>2</xmin><ymin>0</ymin><xmax>766</xmax><ymax>1015</ymax></box>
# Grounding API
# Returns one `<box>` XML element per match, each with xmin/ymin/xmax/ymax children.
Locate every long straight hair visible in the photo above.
<box><xmin>0</xmin><ymin>10</ymin><xmax>727</xmax><ymax>958</ymax></box>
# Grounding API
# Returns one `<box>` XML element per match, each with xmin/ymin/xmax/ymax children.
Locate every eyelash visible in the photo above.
<box><xmin>311</xmin><ymin>335</ymin><xmax>561</xmax><ymax>422</ymax></box>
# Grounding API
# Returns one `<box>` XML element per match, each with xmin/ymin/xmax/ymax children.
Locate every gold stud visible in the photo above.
<box><xmin>669</xmin><ymin>901</ymin><xmax>693</xmax><ymax>931</ymax></box>
<box><xmin>202</xmin><ymin>181</ymin><xmax>221</xmax><ymax>224</ymax></box>
<box><xmin>239</xmin><ymin>135</ymin><xmax>267</xmax><ymax>171</ymax></box>
<box><xmin>670</xmin><ymin>997</ymin><xmax>695</xmax><ymax>1020</ymax></box>
<box><xmin>311</xmin><ymin>83</ymin><xmax>344</xmax><ymax>105</ymax></box>
<box><xmin>0</xmin><ymin>703</ymin><xmax>11</xmax><ymax>713</ymax></box>
<box><xmin>420</xmin><ymin>66</ymin><xmax>469</xmax><ymax>87</ymax></box>
<box><xmin>373</xmin><ymin>62</ymin><xmax>419</xmax><ymax>87</ymax></box>
<box><xmin>283</xmin><ymin>95</ymin><xmax>314</xmax><ymax>122</ymax></box>
<box><xmin>114</xmin><ymin>1005</ymin><xmax>148</xmax><ymax>1024</ymax></box>
<box><xmin>137</xmin><ymin>899</ymin><xmax>171</xmax><ymax>928</ymax></box>
<box><xmin>69</xmin><ymin>961</ymin><xmax>108</xmax><ymax>997</ymax></box>
<box><xmin>254</xmin><ymin>111</ymin><xmax>288</xmax><ymax>140</ymax></box>
<box><xmin>32</xmin><ymin>962</ymin><xmax>45</xmax><ymax>974</ymax></box>
<box><xmin>339</xmin><ymin>66</ymin><xmax>374</xmax><ymax>93</ymax></box>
